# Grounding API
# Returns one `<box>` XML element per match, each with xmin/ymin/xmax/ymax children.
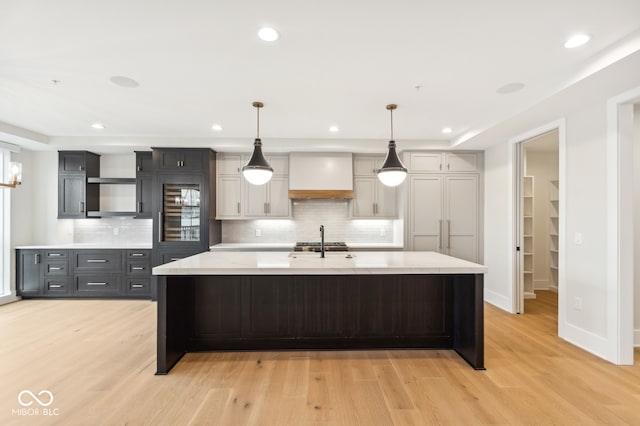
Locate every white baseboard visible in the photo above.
<box><xmin>0</xmin><ymin>293</ymin><xmax>19</xmax><ymax>307</ymax></box>
<box><xmin>635</xmin><ymin>329</ymin><xmax>640</xmax><ymax>347</ymax></box>
<box><xmin>534</xmin><ymin>279</ymin><xmax>549</xmax><ymax>290</ymax></box>
<box><xmin>484</xmin><ymin>289</ymin><xmax>513</xmax><ymax>313</ymax></box>
<box><xmin>548</xmin><ymin>285</ymin><xmax>558</xmax><ymax>293</ymax></box>
<box><xmin>561</xmin><ymin>321</ymin><xmax>612</xmax><ymax>363</ymax></box>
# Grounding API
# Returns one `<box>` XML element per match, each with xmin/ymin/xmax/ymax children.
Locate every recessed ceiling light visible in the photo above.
<box><xmin>109</xmin><ymin>75</ymin><xmax>140</xmax><ymax>88</ymax></box>
<box><xmin>329</xmin><ymin>126</ymin><xmax>339</xmax><ymax>132</ymax></box>
<box><xmin>211</xmin><ymin>124</ymin><xmax>223</xmax><ymax>131</ymax></box>
<box><xmin>258</xmin><ymin>27</ymin><xmax>279</xmax><ymax>42</ymax></box>
<box><xmin>91</xmin><ymin>122</ymin><xmax>105</xmax><ymax>130</ymax></box>
<box><xmin>564</xmin><ymin>34</ymin><xmax>591</xmax><ymax>49</ymax></box>
<box><xmin>496</xmin><ymin>82</ymin><xmax>525</xmax><ymax>94</ymax></box>
<box><xmin>441</xmin><ymin>127</ymin><xmax>452</xmax><ymax>134</ymax></box>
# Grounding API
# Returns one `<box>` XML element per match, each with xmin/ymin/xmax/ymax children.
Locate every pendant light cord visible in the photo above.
<box><xmin>390</xmin><ymin>108</ymin><xmax>394</xmax><ymax>140</ymax></box>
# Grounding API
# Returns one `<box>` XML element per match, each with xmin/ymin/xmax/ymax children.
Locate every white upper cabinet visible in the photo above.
<box><xmin>217</xmin><ymin>153</ymin><xmax>290</xmax><ymax>219</ymax></box>
<box><xmin>351</xmin><ymin>155</ymin><xmax>397</xmax><ymax>219</ymax></box>
<box><xmin>407</xmin><ymin>152</ymin><xmax>479</xmax><ymax>173</ymax></box>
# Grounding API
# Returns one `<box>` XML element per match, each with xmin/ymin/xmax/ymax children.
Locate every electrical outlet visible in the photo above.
<box><xmin>573</xmin><ymin>297</ymin><xmax>583</xmax><ymax>310</ymax></box>
<box><xmin>113</xmin><ymin>227</ymin><xmax>119</xmax><ymax>236</ymax></box>
<box><xmin>380</xmin><ymin>228</ymin><xmax>386</xmax><ymax>236</ymax></box>
<box><xmin>255</xmin><ymin>229</ymin><xmax>262</xmax><ymax>237</ymax></box>
<box><xmin>574</xmin><ymin>232</ymin><xmax>582</xmax><ymax>245</ymax></box>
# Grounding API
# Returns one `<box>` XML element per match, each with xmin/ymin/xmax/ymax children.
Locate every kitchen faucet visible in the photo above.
<box><xmin>319</xmin><ymin>225</ymin><xmax>325</xmax><ymax>258</ymax></box>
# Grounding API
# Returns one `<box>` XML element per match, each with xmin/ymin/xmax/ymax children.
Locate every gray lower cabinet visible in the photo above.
<box><xmin>16</xmin><ymin>248</ymin><xmax>151</xmax><ymax>299</ymax></box>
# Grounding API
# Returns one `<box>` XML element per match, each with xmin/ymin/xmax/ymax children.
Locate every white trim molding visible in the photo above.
<box><xmin>606</xmin><ymin>85</ymin><xmax>640</xmax><ymax>365</ymax></box>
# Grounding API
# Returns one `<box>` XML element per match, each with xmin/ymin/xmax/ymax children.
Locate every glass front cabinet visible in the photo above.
<box><xmin>156</xmin><ymin>174</ymin><xmax>204</xmax><ymax>247</ymax></box>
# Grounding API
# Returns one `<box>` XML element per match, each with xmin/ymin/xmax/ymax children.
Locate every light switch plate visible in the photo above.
<box><xmin>574</xmin><ymin>232</ymin><xmax>582</xmax><ymax>245</ymax></box>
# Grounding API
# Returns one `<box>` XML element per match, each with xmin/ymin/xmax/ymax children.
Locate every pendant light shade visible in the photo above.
<box><xmin>377</xmin><ymin>104</ymin><xmax>407</xmax><ymax>187</ymax></box>
<box><xmin>242</xmin><ymin>101</ymin><xmax>273</xmax><ymax>185</ymax></box>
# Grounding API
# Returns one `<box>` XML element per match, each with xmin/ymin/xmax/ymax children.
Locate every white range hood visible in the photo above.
<box><xmin>288</xmin><ymin>152</ymin><xmax>354</xmax><ymax>199</ymax></box>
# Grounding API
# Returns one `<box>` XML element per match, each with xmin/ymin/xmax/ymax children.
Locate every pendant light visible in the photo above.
<box><xmin>242</xmin><ymin>101</ymin><xmax>273</xmax><ymax>185</ymax></box>
<box><xmin>377</xmin><ymin>104</ymin><xmax>407</xmax><ymax>187</ymax></box>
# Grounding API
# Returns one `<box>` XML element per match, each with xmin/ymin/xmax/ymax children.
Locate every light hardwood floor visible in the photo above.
<box><xmin>1</xmin><ymin>291</ymin><xmax>639</xmax><ymax>425</ymax></box>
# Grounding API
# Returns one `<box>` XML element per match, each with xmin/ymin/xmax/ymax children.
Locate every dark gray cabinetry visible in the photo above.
<box><xmin>18</xmin><ymin>250</ymin><xmax>42</xmax><ymax>295</ymax></box>
<box><xmin>58</xmin><ymin>151</ymin><xmax>100</xmax><ymax>218</ymax></box>
<box><xmin>155</xmin><ymin>149</ymin><xmax>206</xmax><ymax>171</ymax></box>
<box><xmin>151</xmin><ymin>148</ymin><xmax>221</xmax><ymax>299</ymax></box>
<box><xmin>16</xmin><ymin>248</ymin><xmax>151</xmax><ymax>299</ymax></box>
<box><xmin>135</xmin><ymin>151</ymin><xmax>153</xmax><ymax>219</ymax></box>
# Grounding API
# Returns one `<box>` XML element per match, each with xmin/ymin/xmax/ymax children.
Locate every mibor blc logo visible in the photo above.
<box><xmin>12</xmin><ymin>390</ymin><xmax>60</xmax><ymax>417</ymax></box>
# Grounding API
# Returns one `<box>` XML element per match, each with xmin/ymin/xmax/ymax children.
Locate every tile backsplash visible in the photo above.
<box><xmin>222</xmin><ymin>200</ymin><xmax>396</xmax><ymax>243</ymax></box>
<box><xmin>73</xmin><ymin>218</ymin><xmax>152</xmax><ymax>244</ymax></box>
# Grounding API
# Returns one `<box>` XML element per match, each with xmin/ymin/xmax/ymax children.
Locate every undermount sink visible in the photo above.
<box><xmin>288</xmin><ymin>252</ymin><xmax>355</xmax><ymax>259</ymax></box>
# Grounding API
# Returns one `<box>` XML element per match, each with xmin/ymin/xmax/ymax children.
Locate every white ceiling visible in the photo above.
<box><xmin>1</xmin><ymin>0</ymin><xmax>640</xmax><ymax>153</ymax></box>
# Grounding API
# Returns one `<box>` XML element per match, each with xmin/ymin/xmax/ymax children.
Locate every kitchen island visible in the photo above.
<box><xmin>153</xmin><ymin>251</ymin><xmax>488</xmax><ymax>374</ymax></box>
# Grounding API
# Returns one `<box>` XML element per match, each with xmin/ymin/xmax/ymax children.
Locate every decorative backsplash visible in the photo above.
<box><xmin>221</xmin><ymin>200</ymin><xmax>395</xmax><ymax>243</ymax></box>
<box><xmin>73</xmin><ymin>218</ymin><xmax>153</xmax><ymax>244</ymax></box>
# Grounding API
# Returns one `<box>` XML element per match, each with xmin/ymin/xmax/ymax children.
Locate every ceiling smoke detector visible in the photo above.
<box><xmin>109</xmin><ymin>76</ymin><xmax>140</xmax><ymax>88</ymax></box>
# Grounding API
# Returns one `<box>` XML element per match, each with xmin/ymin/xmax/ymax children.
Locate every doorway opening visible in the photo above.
<box><xmin>515</xmin><ymin>130</ymin><xmax>559</xmax><ymax>314</ymax></box>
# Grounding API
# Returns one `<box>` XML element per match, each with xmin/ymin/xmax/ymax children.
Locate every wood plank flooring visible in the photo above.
<box><xmin>1</xmin><ymin>291</ymin><xmax>639</xmax><ymax>425</ymax></box>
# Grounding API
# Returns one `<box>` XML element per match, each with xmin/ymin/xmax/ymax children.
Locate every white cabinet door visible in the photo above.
<box><xmin>444</xmin><ymin>175</ymin><xmax>478</xmax><ymax>262</ymax></box>
<box><xmin>353</xmin><ymin>157</ymin><xmax>379</xmax><ymax>176</ymax></box>
<box><xmin>444</xmin><ymin>153</ymin><xmax>477</xmax><ymax>172</ymax></box>
<box><xmin>267</xmin><ymin>177</ymin><xmax>290</xmax><ymax>217</ymax></box>
<box><xmin>352</xmin><ymin>178</ymin><xmax>375</xmax><ymax>217</ymax></box>
<box><xmin>409</xmin><ymin>153</ymin><xmax>443</xmax><ymax>173</ymax></box>
<box><xmin>375</xmin><ymin>179</ymin><xmax>397</xmax><ymax>218</ymax></box>
<box><xmin>217</xmin><ymin>176</ymin><xmax>242</xmax><ymax>218</ymax></box>
<box><xmin>218</xmin><ymin>153</ymin><xmax>244</xmax><ymax>175</ymax></box>
<box><xmin>409</xmin><ymin>175</ymin><xmax>443</xmax><ymax>251</ymax></box>
<box><xmin>268</xmin><ymin>155</ymin><xmax>289</xmax><ymax>177</ymax></box>
<box><xmin>245</xmin><ymin>182</ymin><xmax>268</xmax><ymax>217</ymax></box>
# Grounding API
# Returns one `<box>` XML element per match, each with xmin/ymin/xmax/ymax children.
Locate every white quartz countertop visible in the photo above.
<box><xmin>15</xmin><ymin>243</ymin><xmax>153</xmax><ymax>250</ymax></box>
<box><xmin>153</xmin><ymin>251</ymin><xmax>487</xmax><ymax>275</ymax></box>
<box><xmin>210</xmin><ymin>243</ymin><xmax>295</xmax><ymax>251</ymax></box>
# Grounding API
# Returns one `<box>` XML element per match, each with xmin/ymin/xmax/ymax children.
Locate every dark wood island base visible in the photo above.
<box><xmin>156</xmin><ymin>273</ymin><xmax>484</xmax><ymax>374</ymax></box>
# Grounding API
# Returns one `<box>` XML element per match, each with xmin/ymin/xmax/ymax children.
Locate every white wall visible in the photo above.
<box><xmin>483</xmin><ymin>97</ymin><xmax>618</xmax><ymax>358</ymax></box>
<box><xmin>482</xmin><ymin>142</ymin><xmax>512</xmax><ymax>310</ymax></box>
<box><xmin>634</xmin><ymin>104</ymin><xmax>640</xmax><ymax>345</ymax></box>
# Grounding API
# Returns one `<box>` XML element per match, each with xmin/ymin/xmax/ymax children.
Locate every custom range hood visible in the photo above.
<box><xmin>288</xmin><ymin>152</ymin><xmax>354</xmax><ymax>199</ymax></box>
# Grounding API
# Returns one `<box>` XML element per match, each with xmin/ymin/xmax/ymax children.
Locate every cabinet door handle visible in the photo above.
<box><xmin>268</xmin><ymin>202</ymin><xmax>271</xmax><ymax>214</ymax></box>
<box><xmin>48</xmin><ymin>253</ymin><xmax>62</xmax><ymax>257</ymax></box>
<box><xmin>86</xmin><ymin>282</ymin><xmax>107</xmax><ymax>286</ymax></box>
<box><xmin>447</xmin><ymin>163</ymin><xmax>450</xmax><ymax>170</ymax></box>
<box><xmin>87</xmin><ymin>259</ymin><xmax>107</xmax><ymax>263</ymax></box>
<box><xmin>131</xmin><ymin>284</ymin><xmax>144</xmax><ymax>288</ymax></box>
<box><xmin>237</xmin><ymin>202</ymin><xmax>241</xmax><ymax>214</ymax></box>
<box><xmin>49</xmin><ymin>267</ymin><xmax>63</xmax><ymax>271</ymax></box>
<box><xmin>264</xmin><ymin>202</ymin><xmax>267</xmax><ymax>214</ymax></box>
<box><xmin>79</xmin><ymin>165</ymin><xmax>84</xmax><ymax>171</ymax></box>
<box><xmin>49</xmin><ymin>284</ymin><xmax>63</xmax><ymax>288</ymax></box>
<box><xmin>34</xmin><ymin>254</ymin><xmax>40</xmax><ymax>264</ymax></box>
<box><xmin>131</xmin><ymin>267</ymin><xmax>145</xmax><ymax>271</ymax></box>
<box><xmin>131</xmin><ymin>253</ymin><xmax>144</xmax><ymax>257</ymax></box>
<box><xmin>158</xmin><ymin>212</ymin><xmax>163</xmax><ymax>242</ymax></box>
<box><xmin>137</xmin><ymin>201</ymin><xmax>142</xmax><ymax>213</ymax></box>
<box><xmin>79</xmin><ymin>201</ymin><xmax>85</xmax><ymax>213</ymax></box>
<box><xmin>170</xmin><ymin>258</ymin><xmax>181</xmax><ymax>261</ymax></box>
<box><xmin>136</xmin><ymin>165</ymin><xmax>141</xmax><ymax>172</ymax></box>
<box><xmin>438</xmin><ymin>220</ymin><xmax>443</xmax><ymax>250</ymax></box>
<box><xmin>439</xmin><ymin>163</ymin><xmax>442</xmax><ymax>171</ymax></box>
<box><xmin>447</xmin><ymin>220</ymin><xmax>451</xmax><ymax>249</ymax></box>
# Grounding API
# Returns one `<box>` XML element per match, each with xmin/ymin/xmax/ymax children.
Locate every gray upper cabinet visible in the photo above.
<box><xmin>58</xmin><ymin>151</ymin><xmax>100</xmax><ymax>218</ymax></box>
<box><xmin>155</xmin><ymin>149</ymin><xmax>206</xmax><ymax>171</ymax></box>
<box><xmin>135</xmin><ymin>151</ymin><xmax>153</xmax><ymax>219</ymax></box>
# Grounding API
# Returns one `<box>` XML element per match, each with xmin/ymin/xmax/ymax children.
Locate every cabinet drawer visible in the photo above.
<box><xmin>44</xmin><ymin>278</ymin><xmax>71</xmax><ymax>295</ymax></box>
<box><xmin>126</xmin><ymin>278</ymin><xmax>151</xmax><ymax>296</ymax></box>
<box><xmin>45</xmin><ymin>250</ymin><xmax>69</xmax><ymax>259</ymax></box>
<box><xmin>45</xmin><ymin>261</ymin><xmax>69</xmax><ymax>276</ymax></box>
<box><xmin>127</xmin><ymin>261</ymin><xmax>150</xmax><ymax>275</ymax></box>
<box><xmin>158</xmin><ymin>249</ymin><xmax>200</xmax><ymax>265</ymax></box>
<box><xmin>127</xmin><ymin>250</ymin><xmax>151</xmax><ymax>260</ymax></box>
<box><xmin>76</xmin><ymin>274</ymin><xmax>121</xmax><ymax>294</ymax></box>
<box><xmin>74</xmin><ymin>251</ymin><xmax>122</xmax><ymax>272</ymax></box>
